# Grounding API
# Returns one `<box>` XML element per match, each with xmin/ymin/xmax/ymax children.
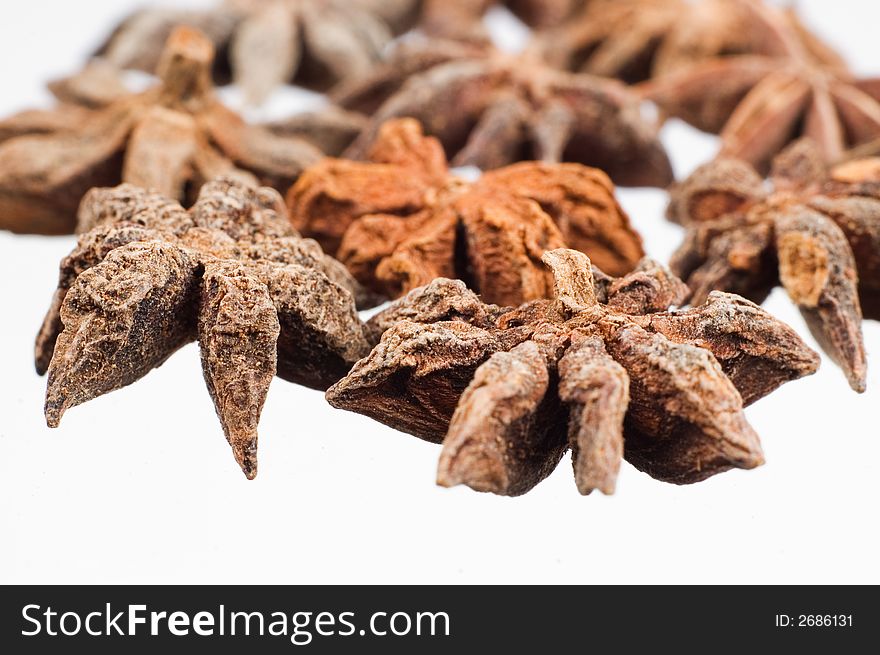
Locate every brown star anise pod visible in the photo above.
<box><xmin>642</xmin><ymin>0</ymin><xmax>878</xmax><ymax>173</ymax></box>
<box><xmin>36</xmin><ymin>177</ymin><xmax>370</xmax><ymax>479</ymax></box>
<box><xmin>531</xmin><ymin>0</ymin><xmax>770</xmax><ymax>84</ymax></box>
<box><xmin>0</xmin><ymin>27</ymin><xmax>361</xmax><ymax>236</ymax></box>
<box><xmin>327</xmin><ymin>248</ymin><xmax>819</xmax><ymax>496</ymax></box>
<box><xmin>668</xmin><ymin>138</ymin><xmax>880</xmax><ymax>392</ymax></box>
<box><xmin>96</xmin><ymin>0</ymin><xmax>416</xmax><ymax>104</ymax></box>
<box><xmin>288</xmin><ymin>118</ymin><xmax>645</xmax><ymax>306</ymax></box>
<box><xmin>334</xmin><ymin>39</ymin><xmax>673</xmax><ymax>187</ymax></box>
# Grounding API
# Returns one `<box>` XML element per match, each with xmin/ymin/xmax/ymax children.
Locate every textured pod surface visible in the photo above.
<box><xmin>438</xmin><ymin>341</ymin><xmax>566</xmax><ymax>496</ymax></box>
<box><xmin>669</xmin><ymin>139</ymin><xmax>876</xmax><ymax>391</ymax></box>
<box><xmin>289</xmin><ymin>118</ymin><xmax>644</xmax><ymax>307</ymax></box>
<box><xmin>38</xmin><ymin>177</ymin><xmax>369</xmax><ymax>478</ymax></box>
<box><xmin>0</xmin><ymin>27</ymin><xmax>359</xmax><ymax>235</ymax></box>
<box><xmin>328</xmin><ymin>248</ymin><xmax>819</xmax><ymax>496</ymax></box>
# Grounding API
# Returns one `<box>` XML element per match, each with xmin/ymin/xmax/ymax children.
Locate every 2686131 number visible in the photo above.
<box><xmin>775</xmin><ymin>614</ymin><xmax>853</xmax><ymax>627</ymax></box>
<box><xmin>799</xmin><ymin>615</ymin><xmax>852</xmax><ymax>627</ymax></box>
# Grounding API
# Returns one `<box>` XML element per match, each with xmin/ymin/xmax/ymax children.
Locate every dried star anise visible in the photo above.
<box><xmin>668</xmin><ymin>138</ymin><xmax>880</xmax><ymax>392</ymax></box>
<box><xmin>642</xmin><ymin>0</ymin><xmax>879</xmax><ymax>173</ymax></box>
<box><xmin>327</xmin><ymin>248</ymin><xmax>819</xmax><ymax>495</ymax></box>
<box><xmin>531</xmin><ymin>0</ymin><xmax>768</xmax><ymax>84</ymax></box>
<box><xmin>334</xmin><ymin>39</ymin><xmax>673</xmax><ymax>187</ymax></box>
<box><xmin>96</xmin><ymin>0</ymin><xmax>416</xmax><ymax>104</ymax></box>
<box><xmin>288</xmin><ymin>118</ymin><xmax>645</xmax><ymax>306</ymax></box>
<box><xmin>37</xmin><ymin>177</ymin><xmax>370</xmax><ymax>479</ymax></box>
<box><xmin>46</xmin><ymin>57</ymin><xmax>368</xmax><ymax>157</ymax></box>
<box><xmin>0</xmin><ymin>27</ymin><xmax>360</xmax><ymax>236</ymax></box>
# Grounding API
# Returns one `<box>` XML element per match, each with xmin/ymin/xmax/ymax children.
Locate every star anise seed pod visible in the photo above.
<box><xmin>96</xmin><ymin>0</ymin><xmax>419</xmax><ymax>105</ymax></box>
<box><xmin>46</xmin><ymin>58</ymin><xmax>368</xmax><ymax>159</ymax></box>
<box><xmin>0</xmin><ymin>27</ymin><xmax>364</xmax><ymax>236</ymax></box>
<box><xmin>37</xmin><ymin>177</ymin><xmax>370</xmax><ymax>479</ymax></box>
<box><xmin>531</xmin><ymin>0</ymin><xmax>773</xmax><ymax>84</ymax></box>
<box><xmin>335</xmin><ymin>39</ymin><xmax>673</xmax><ymax>187</ymax></box>
<box><xmin>642</xmin><ymin>0</ymin><xmax>877</xmax><ymax>173</ymax></box>
<box><xmin>668</xmin><ymin>138</ymin><xmax>880</xmax><ymax>392</ymax></box>
<box><xmin>288</xmin><ymin>118</ymin><xmax>645</xmax><ymax>307</ymax></box>
<box><xmin>327</xmin><ymin>249</ymin><xmax>819</xmax><ymax>496</ymax></box>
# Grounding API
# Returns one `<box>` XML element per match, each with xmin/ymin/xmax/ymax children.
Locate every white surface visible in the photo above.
<box><xmin>1</xmin><ymin>1</ymin><xmax>878</xmax><ymax>585</ymax></box>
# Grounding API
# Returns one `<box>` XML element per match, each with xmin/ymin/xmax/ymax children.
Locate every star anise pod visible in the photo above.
<box><xmin>37</xmin><ymin>177</ymin><xmax>370</xmax><ymax>479</ymax></box>
<box><xmin>334</xmin><ymin>39</ymin><xmax>673</xmax><ymax>187</ymax></box>
<box><xmin>288</xmin><ymin>118</ymin><xmax>645</xmax><ymax>307</ymax></box>
<box><xmin>641</xmin><ymin>0</ymin><xmax>877</xmax><ymax>173</ymax></box>
<box><xmin>96</xmin><ymin>0</ymin><xmax>416</xmax><ymax>105</ymax></box>
<box><xmin>531</xmin><ymin>0</ymin><xmax>769</xmax><ymax>84</ymax></box>
<box><xmin>0</xmin><ymin>27</ymin><xmax>364</xmax><ymax>236</ymax></box>
<box><xmin>46</xmin><ymin>56</ymin><xmax>368</xmax><ymax>159</ymax></box>
<box><xmin>327</xmin><ymin>248</ymin><xmax>819</xmax><ymax>496</ymax></box>
<box><xmin>668</xmin><ymin>138</ymin><xmax>880</xmax><ymax>392</ymax></box>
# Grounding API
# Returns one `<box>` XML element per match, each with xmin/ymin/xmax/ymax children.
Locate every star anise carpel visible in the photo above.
<box><xmin>37</xmin><ymin>177</ymin><xmax>370</xmax><ymax>479</ymax></box>
<box><xmin>669</xmin><ymin>138</ymin><xmax>880</xmax><ymax>392</ymax></box>
<box><xmin>328</xmin><ymin>248</ymin><xmax>819</xmax><ymax>496</ymax></box>
<box><xmin>0</xmin><ymin>27</ymin><xmax>361</xmax><ymax>236</ymax></box>
<box><xmin>335</xmin><ymin>39</ymin><xmax>673</xmax><ymax>187</ymax></box>
<box><xmin>642</xmin><ymin>0</ymin><xmax>878</xmax><ymax>173</ymax></box>
<box><xmin>288</xmin><ymin>118</ymin><xmax>645</xmax><ymax>307</ymax></box>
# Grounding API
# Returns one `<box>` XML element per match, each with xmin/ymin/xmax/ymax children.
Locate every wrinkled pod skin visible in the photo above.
<box><xmin>328</xmin><ymin>249</ymin><xmax>819</xmax><ymax>496</ymax></box>
<box><xmin>668</xmin><ymin>139</ymin><xmax>879</xmax><ymax>392</ymax></box>
<box><xmin>38</xmin><ymin>177</ymin><xmax>371</xmax><ymax>479</ymax></box>
<box><xmin>288</xmin><ymin>118</ymin><xmax>646</xmax><ymax>310</ymax></box>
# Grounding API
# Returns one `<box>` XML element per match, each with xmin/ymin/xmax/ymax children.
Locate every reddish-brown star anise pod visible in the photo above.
<box><xmin>668</xmin><ymin>138</ymin><xmax>880</xmax><ymax>392</ymax></box>
<box><xmin>288</xmin><ymin>118</ymin><xmax>645</xmax><ymax>306</ymax></box>
<box><xmin>641</xmin><ymin>0</ymin><xmax>878</xmax><ymax>173</ymax></box>
<box><xmin>95</xmin><ymin>0</ymin><xmax>418</xmax><ymax>105</ymax></box>
<box><xmin>334</xmin><ymin>39</ymin><xmax>673</xmax><ymax>187</ymax></box>
<box><xmin>327</xmin><ymin>248</ymin><xmax>819</xmax><ymax>496</ymax></box>
<box><xmin>531</xmin><ymin>0</ymin><xmax>770</xmax><ymax>84</ymax></box>
<box><xmin>37</xmin><ymin>177</ymin><xmax>370</xmax><ymax>479</ymax></box>
<box><xmin>0</xmin><ymin>27</ymin><xmax>363</xmax><ymax>236</ymax></box>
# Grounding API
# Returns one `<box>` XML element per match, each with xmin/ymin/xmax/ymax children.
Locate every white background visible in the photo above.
<box><xmin>1</xmin><ymin>1</ymin><xmax>878</xmax><ymax>584</ymax></box>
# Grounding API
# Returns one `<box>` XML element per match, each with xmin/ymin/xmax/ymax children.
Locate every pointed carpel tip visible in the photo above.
<box><xmin>44</xmin><ymin>397</ymin><xmax>66</xmax><ymax>429</ymax></box>
<box><xmin>848</xmin><ymin>375</ymin><xmax>867</xmax><ymax>394</ymax></box>
<box><xmin>738</xmin><ymin>444</ymin><xmax>766</xmax><ymax>471</ymax></box>
<box><xmin>34</xmin><ymin>356</ymin><xmax>49</xmax><ymax>377</ymax></box>
<box><xmin>748</xmin><ymin>451</ymin><xmax>766</xmax><ymax>470</ymax></box>
<box><xmin>435</xmin><ymin>469</ymin><xmax>459</xmax><ymax>489</ymax></box>
<box><xmin>324</xmin><ymin>382</ymin><xmax>344</xmax><ymax>407</ymax></box>
<box><xmin>231</xmin><ymin>441</ymin><xmax>258</xmax><ymax>481</ymax></box>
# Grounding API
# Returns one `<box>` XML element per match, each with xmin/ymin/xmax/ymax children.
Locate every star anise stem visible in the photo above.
<box><xmin>156</xmin><ymin>26</ymin><xmax>216</xmax><ymax>111</ymax></box>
